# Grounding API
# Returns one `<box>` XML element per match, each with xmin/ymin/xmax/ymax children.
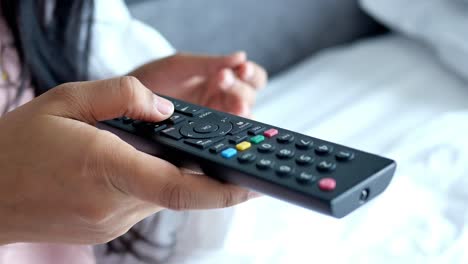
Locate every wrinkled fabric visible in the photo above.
<box><xmin>360</xmin><ymin>0</ymin><xmax>468</xmax><ymax>81</ymax></box>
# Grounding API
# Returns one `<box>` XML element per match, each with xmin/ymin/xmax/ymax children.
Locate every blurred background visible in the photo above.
<box><xmin>121</xmin><ymin>1</ymin><xmax>468</xmax><ymax>263</ymax></box>
<box><xmin>126</xmin><ymin>0</ymin><xmax>386</xmax><ymax>76</ymax></box>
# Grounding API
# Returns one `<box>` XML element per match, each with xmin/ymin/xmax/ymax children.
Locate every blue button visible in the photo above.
<box><xmin>221</xmin><ymin>148</ymin><xmax>237</xmax><ymax>159</ymax></box>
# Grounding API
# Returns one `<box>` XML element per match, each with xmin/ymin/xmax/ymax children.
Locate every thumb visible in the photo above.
<box><xmin>43</xmin><ymin>76</ymin><xmax>174</xmax><ymax>124</ymax></box>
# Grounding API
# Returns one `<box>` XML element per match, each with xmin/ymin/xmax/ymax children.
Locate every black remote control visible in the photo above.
<box><xmin>100</xmin><ymin>96</ymin><xmax>396</xmax><ymax>218</ymax></box>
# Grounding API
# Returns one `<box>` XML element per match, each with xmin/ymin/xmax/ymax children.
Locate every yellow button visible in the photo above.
<box><xmin>236</xmin><ymin>141</ymin><xmax>251</xmax><ymax>151</ymax></box>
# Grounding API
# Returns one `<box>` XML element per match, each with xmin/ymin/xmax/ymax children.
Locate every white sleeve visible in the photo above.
<box><xmin>88</xmin><ymin>0</ymin><xmax>176</xmax><ymax>80</ymax></box>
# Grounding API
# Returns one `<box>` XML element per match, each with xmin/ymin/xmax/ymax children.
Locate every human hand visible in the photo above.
<box><xmin>0</xmin><ymin>77</ymin><xmax>255</xmax><ymax>245</ymax></box>
<box><xmin>130</xmin><ymin>52</ymin><xmax>268</xmax><ymax>117</ymax></box>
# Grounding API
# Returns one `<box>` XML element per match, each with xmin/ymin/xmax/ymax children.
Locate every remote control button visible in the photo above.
<box><xmin>161</xmin><ymin>127</ymin><xmax>183</xmax><ymax>140</ymax></box>
<box><xmin>153</xmin><ymin>124</ymin><xmax>168</xmax><ymax>133</ymax></box>
<box><xmin>185</xmin><ymin>137</ymin><xmax>224</xmax><ymax>149</ymax></box>
<box><xmin>257</xmin><ymin>143</ymin><xmax>276</xmax><ymax>153</ymax></box>
<box><xmin>256</xmin><ymin>159</ymin><xmax>274</xmax><ymax>170</ymax></box>
<box><xmin>317</xmin><ymin>161</ymin><xmax>336</xmax><ymax>172</ymax></box>
<box><xmin>171</xmin><ymin>100</ymin><xmax>182</xmax><ymax>109</ymax></box>
<box><xmin>122</xmin><ymin>116</ymin><xmax>133</xmax><ymax>124</ymax></box>
<box><xmin>221</xmin><ymin>148</ymin><xmax>237</xmax><ymax>159</ymax></box>
<box><xmin>236</xmin><ymin>141</ymin><xmax>252</xmax><ymax>151</ymax></box>
<box><xmin>276</xmin><ymin>165</ymin><xmax>293</xmax><ymax>177</ymax></box>
<box><xmin>296</xmin><ymin>154</ymin><xmax>314</xmax><ymax>166</ymax></box>
<box><xmin>193</xmin><ymin>110</ymin><xmax>216</xmax><ymax>120</ymax></box>
<box><xmin>237</xmin><ymin>152</ymin><xmax>256</xmax><ymax>163</ymax></box>
<box><xmin>169</xmin><ymin>114</ymin><xmax>186</xmax><ymax>125</ymax></box>
<box><xmin>131</xmin><ymin>120</ymin><xmax>144</xmax><ymax>128</ymax></box>
<box><xmin>276</xmin><ymin>148</ymin><xmax>295</xmax><ymax>159</ymax></box>
<box><xmin>248</xmin><ymin>125</ymin><xmax>266</xmax><ymax>135</ymax></box>
<box><xmin>210</xmin><ymin>142</ymin><xmax>229</xmax><ymax>154</ymax></box>
<box><xmin>264</xmin><ymin>128</ymin><xmax>278</xmax><ymax>138</ymax></box>
<box><xmin>186</xmin><ymin>108</ymin><xmax>204</xmax><ymax>117</ymax></box>
<box><xmin>229</xmin><ymin>135</ymin><xmax>248</xmax><ymax>144</ymax></box>
<box><xmin>296</xmin><ymin>172</ymin><xmax>318</xmax><ymax>184</ymax></box>
<box><xmin>176</xmin><ymin>105</ymin><xmax>203</xmax><ymax>116</ymax></box>
<box><xmin>336</xmin><ymin>150</ymin><xmax>355</xmax><ymax>162</ymax></box>
<box><xmin>174</xmin><ymin>102</ymin><xmax>185</xmax><ymax>111</ymax></box>
<box><xmin>133</xmin><ymin>121</ymin><xmax>162</xmax><ymax>132</ymax></box>
<box><xmin>318</xmin><ymin>178</ymin><xmax>336</xmax><ymax>192</ymax></box>
<box><xmin>144</xmin><ymin>122</ymin><xmax>158</xmax><ymax>128</ymax></box>
<box><xmin>250</xmin><ymin>135</ymin><xmax>265</xmax><ymax>144</ymax></box>
<box><xmin>180</xmin><ymin>121</ymin><xmax>232</xmax><ymax>139</ymax></box>
<box><xmin>277</xmin><ymin>134</ymin><xmax>295</xmax><ymax>144</ymax></box>
<box><xmin>229</xmin><ymin>121</ymin><xmax>253</xmax><ymax>135</ymax></box>
<box><xmin>193</xmin><ymin>123</ymin><xmax>219</xmax><ymax>133</ymax></box>
<box><xmin>315</xmin><ymin>144</ymin><xmax>333</xmax><ymax>156</ymax></box>
<box><xmin>295</xmin><ymin>139</ymin><xmax>313</xmax><ymax>150</ymax></box>
<box><xmin>215</xmin><ymin>119</ymin><xmax>233</xmax><ymax>136</ymax></box>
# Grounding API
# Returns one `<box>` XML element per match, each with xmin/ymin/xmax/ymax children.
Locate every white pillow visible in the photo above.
<box><xmin>360</xmin><ymin>0</ymin><xmax>468</xmax><ymax>81</ymax></box>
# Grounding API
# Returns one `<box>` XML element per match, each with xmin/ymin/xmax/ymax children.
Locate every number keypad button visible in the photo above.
<box><xmin>276</xmin><ymin>148</ymin><xmax>295</xmax><ymax>160</ymax></box>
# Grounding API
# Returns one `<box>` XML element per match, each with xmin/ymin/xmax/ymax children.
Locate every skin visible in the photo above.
<box><xmin>0</xmin><ymin>52</ymin><xmax>267</xmax><ymax>245</ymax></box>
<box><xmin>131</xmin><ymin>51</ymin><xmax>267</xmax><ymax>116</ymax></box>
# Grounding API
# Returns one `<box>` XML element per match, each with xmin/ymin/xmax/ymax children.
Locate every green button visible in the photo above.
<box><xmin>250</xmin><ymin>135</ymin><xmax>265</xmax><ymax>144</ymax></box>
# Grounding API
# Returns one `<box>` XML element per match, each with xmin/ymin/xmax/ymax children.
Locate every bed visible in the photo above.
<box><xmin>95</xmin><ymin>1</ymin><xmax>468</xmax><ymax>263</ymax></box>
<box><xmin>165</xmin><ymin>34</ymin><xmax>468</xmax><ymax>264</ymax></box>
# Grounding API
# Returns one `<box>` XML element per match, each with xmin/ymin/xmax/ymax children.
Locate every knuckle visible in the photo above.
<box><xmin>46</xmin><ymin>82</ymin><xmax>91</xmax><ymax>119</ymax></box>
<box><xmin>159</xmin><ymin>182</ymin><xmax>192</xmax><ymax>211</ymax></box>
<box><xmin>76</xmin><ymin>201</ymin><xmax>135</xmax><ymax>244</ymax></box>
<box><xmin>48</xmin><ymin>83</ymin><xmax>79</xmax><ymax>104</ymax></box>
<box><xmin>78</xmin><ymin>204</ymin><xmax>112</xmax><ymax>228</ymax></box>
<box><xmin>118</xmin><ymin>76</ymin><xmax>148</xmax><ymax>117</ymax></box>
<box><xmin>118</xmin><ymin>76</ymin><xmax>140</xmax><ymax>100</ymax></box>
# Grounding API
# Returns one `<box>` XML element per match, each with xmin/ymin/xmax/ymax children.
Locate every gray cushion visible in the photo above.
<box><xmin>127</xmin><ymin>0</ymin><xmax>384</xmax><ymax>76</ymax></box>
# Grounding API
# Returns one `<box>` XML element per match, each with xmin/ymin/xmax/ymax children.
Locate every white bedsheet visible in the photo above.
<box><xmin>167</xmin><ymin>35</ymin><xmax>468</xmax><ymax>264</ymax></box>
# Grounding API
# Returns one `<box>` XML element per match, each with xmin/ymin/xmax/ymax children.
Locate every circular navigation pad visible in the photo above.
<box><xmin>180</xmin><ymin>118</ymin><xmax>232</xmax><ymax>139</ymax></box>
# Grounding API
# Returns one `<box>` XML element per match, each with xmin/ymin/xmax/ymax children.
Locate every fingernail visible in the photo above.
<box><xmin>221</xmin><ymin>69</ymin><xmax>235</xmax><ymax>90</ymax></box>
<box><xmin>154</xmin><ymin>95</ymin><xmax>174</xmax><ymax>116</ymax></box>
<box><xmin>231</xmin><ymin>51</ymin><xmax>247</xmax><ymax>61</ymax></box>
<box><xmin>248</xmin><ymin>191</ymin><xmax>263</xmax><ymax>199</ymax></box>
<box><xmin>243</xmin><ymin>63</ymin><xmax>254</xmax><ymax>81</ymax></box>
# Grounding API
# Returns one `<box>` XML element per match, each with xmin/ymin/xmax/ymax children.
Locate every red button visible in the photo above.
<box><xmin>264</xmin><ymin>128</ymin><xmax>279</xmax><ymax>138</ymax></box>
<box><xmin>318</xmin><ymin>178</ymin><xmax>336</xmax><ymax>192</ymax></box>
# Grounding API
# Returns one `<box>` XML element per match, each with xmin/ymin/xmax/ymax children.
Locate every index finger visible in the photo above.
<box><xmin>98</xmin><ymin>132</ymin><xmax>254</xmax><ymax>210</ymax></box>
<box><xmin>235</xmin><ymin>61</ymin><xmax>268</xmax><ymax>89</ymax></box>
